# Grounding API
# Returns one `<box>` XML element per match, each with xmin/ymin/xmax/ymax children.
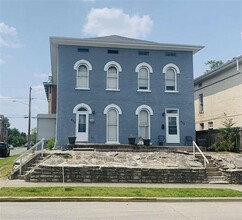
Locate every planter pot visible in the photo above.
<box><xmin>128</xmin><ymin>137</ymin><xmax>136</xmax><ymax>145</ymax></box>
<box><xmin>68</xmin><ymin>136</ymin><xmax>76</xmax><ymax>145</ymax></box>
<box><xmin>143</xmin><ymin>139</ymin><xmax>151</xmax><ymax>146</ymax></box>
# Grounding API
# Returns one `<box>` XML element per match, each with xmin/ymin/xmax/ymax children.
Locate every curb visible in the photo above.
<box><xmin>1</xmin><ymin>197</ymin><xmax>242</xmax><ymax>202</ymax></box>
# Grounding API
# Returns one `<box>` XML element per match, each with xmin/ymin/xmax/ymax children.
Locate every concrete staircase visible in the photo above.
<box><xmin>17</xmin><ymin>156</ymin><xmax>47</xmax><ymax>180</ymax></box>
<box><xmin>195</xmin><ymin>154</ymin><xmax>229</xmax><ymax>184</ymax></box>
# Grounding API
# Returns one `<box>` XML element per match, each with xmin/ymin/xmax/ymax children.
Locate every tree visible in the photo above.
<box><xmin>2</xmin><ymin>117</ymin><xmax>10</xmax><ymax>128</ymax></box>
<box><xmin>205</xmin><ymin>60</ymin><xmax>223</xmax><ymax>73</ymax></box>
<box><xmin>8</xmin><ymin>128</ymin><xmax>27</xmax><ymax>147</ymax></box>
<box><xmin>208</xmin><ymin>116</ymin><xmax>239</xmax><ymax>152</ymax></box>
<box><xmin>31</xmin><ymin>127</ymin><xmax>37</xmax><ymax>144</ymax></box>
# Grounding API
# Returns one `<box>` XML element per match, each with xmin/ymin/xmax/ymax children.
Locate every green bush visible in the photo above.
<box><xmin>45</xmin><ymin>137</ymin><xmax>55</xmax><ymax>150</ymax></box>
<box><xmin>208</xmin><ymin>117</ymin><xmax>239</xmax><ymax>152</ymax></box>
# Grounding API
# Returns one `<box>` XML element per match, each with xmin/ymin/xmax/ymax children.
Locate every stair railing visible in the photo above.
<box><xmin>192</xmin><ymin>140</ymin><xmax>209</xmax><ymax>168</ymax></box>
<box><xmin>13</xmin><ymin>138</ymin><xmax>45</xmax><ymax>175</ymax></box>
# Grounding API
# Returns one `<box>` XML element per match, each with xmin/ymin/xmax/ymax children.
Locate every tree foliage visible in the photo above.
<box><xmin>208</xmin><ymin>116</ymin><xmax>239</xmax><ymax>152</ymax></box>
<box><xmin>2</xmin><ymin>117</ymin><xmax>10</xmax><ymax>128</ymax></box>
<box><xmin>8</xmin><ymin>128</ymin><xmax>26</xmax><ymax>147</ymax></box>
<box><xmin>205</xmin><ymin>60</ymin><xmax>223</xmax><ymax>73</ymax></box>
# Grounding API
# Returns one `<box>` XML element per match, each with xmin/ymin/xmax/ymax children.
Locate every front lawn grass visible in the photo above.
<box><xmin>0</xmin><ymin>187</ymin><xmax>242</xmax><ymax>197</ymax></box>
<box><xmin>0</xmin><ymin>155</ymin><xmax>19</xmax><ymax>178</ymax></box>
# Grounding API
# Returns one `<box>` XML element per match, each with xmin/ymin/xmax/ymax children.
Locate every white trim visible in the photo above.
<box><xmin>73</xmin><ymin>103</ymin><xmax>92</xmax><ymax>114</ymax></box>
<box><xmin>164</xmin><ymin>90</ymin><xmax>179</xmax><ymax>93</ymax></box>
<box><xmin>105</xmin><ymin>89</ymin><xmax>121</xmax><ymax>92</ymax></box>
<box><xmin>104</xmin><ymin>104</ymin><xmax>122</xmax><ymax>115</ymax></box>
<box><xmin>137</xmin><ymin>89</ymin><xmax>151</xmax><ymax>93</ymax></box>
<box><xmin>74</xmin><ymin>59</ymin><xmax>92</xmax><ymax>70</ymax></box>
<box><xmin>75</xmin><ymin>88</ymin><xmax>91</xmax><ymax>91</ymax></box>
<box><xmin>162</xmin><ymin>63</ymin><xmax>180</xmax><ymax>74</ymax></box>
<box><xmin>104</xmin><ymin>61</ymin><xmax>122</xmax><ymax>72</ymax></box>
<box><xmin>135</xmin><ymin>62</ymin><xmax>153</xmax><ymax>73</ymax></box>
<box><xmin>135</xmin><ymin>105</ymin><xmax>153</xmax><ymax>115</ymax></box>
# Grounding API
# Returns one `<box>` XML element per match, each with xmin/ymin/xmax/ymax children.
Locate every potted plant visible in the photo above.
<box><xmin>68</xmin><ymin>136</ymin><xmax>76</xmax><ymax>145</ymax></box>
<box><xmin>143</xmin><ymin>138</ymin><xmax>151</xmax><ymax>146</ymax></box>
<box><xmin>128</xmin><ymin>134</ymin><xmax>136</xmax><ymax>145</ymax></box>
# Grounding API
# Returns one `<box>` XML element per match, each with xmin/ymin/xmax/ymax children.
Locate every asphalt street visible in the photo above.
<box><xmin>1</xmin><ymin>202</ymin><xmax>242</xmax><ymax>220</ymax></box>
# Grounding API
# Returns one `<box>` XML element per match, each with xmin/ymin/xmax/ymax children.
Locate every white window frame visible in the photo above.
<box><xmin>135</xmin><ymin>105</ymin><xmax>153</xmax><ymax>139</ymax></box>
<box><xmin>104</xmin><ymin>61</ymin><xmax>122</xmax><ymax>91</ymax></box>
<box><xmin>135</xmin><ymin>62</ymin><xmax>153</xmax><ymax>92</ymax></box>
<box><xmin>162</xmin><ymin>63</ymin><xmax>180</xmax><ymax>93</ymax></box>
<box><xmin>104</xmin><ymin>104</ymin><xmax>122</xmax><ymax>144</ymax></box>
<box><xmin>73</xmin><ymin>59</ymin><xmax>92</xmax><ymax>90</ymax></box>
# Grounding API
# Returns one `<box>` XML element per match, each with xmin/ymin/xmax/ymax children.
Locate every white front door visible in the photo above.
<box><xmin>76</xmin><ymin>112</ymin><xmax>89</xmax><ymax>142</ymax></box>
<box><xmin>166</xmin><ymin>109</ymin><xmax>180</xmax><ymax>143</ymax></box>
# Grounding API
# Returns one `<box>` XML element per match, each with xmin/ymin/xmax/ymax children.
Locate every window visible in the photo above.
<box><xmin>77</xmin><ymin>48</ymin><xmax>89</xmax><ymax>53</ymax></box>
<box><xmin>208</xmin><ymin>121</ymin><xmax>213</xmax><ymax>129</ymax></box>
<box><xmin>199</xmin><ymin>94</ymin><xmax>204</xmax><ymax>113</ymax></box>
<box><xmin>163</xmin><ymin>63</ymin><xmax>180</xmax><ymax>92</ymax></box>
<box><xmin>73</xmin><ymin>59</ymin><xmax>92</xmax><ymax>90</ymax></box>
<box><xmin>139</xmin><ymin>51</ymin><xmax>149</xmax><ymax>56</ymax></box>
<box><xmin>104</xmin><ymin>61</ymin><xmax>122</xmax><ymax>91</ymax></box>
<box><xmin>104</xmin><ymin>104</ymin><xmax>122</xmax><ymax>144</ymax></box>
<box><xmin>200</xmin><ymin>123</ymin><xmax>204</xmax><ymax>130</ymax></box>
<box><xmin>138</xmin><ymin>68</ymin><xmax>149</xmax><ymax>90</ymax></box>
<box><xmin>107</xmin><ymin>67</ymin><xmax>118</xmax><ymax>90</ymax></box>
<box><xmin>136</xmin><ymin>105</ymin><xmax>153</xmax><ymax>140</ymax></box>
<box><xmin>135</xmin><ymin>63</ymin><xmax>153</xmax><ymax>92</ymax></box>
<box><xmin>108</xmin><ymin>49</ymin><xmax>119</xmax><ymax>54</ymax></box>
<box><xmin>165</xmin><ymin>52</ymin><xmax>176</xmax><ymax>57</ymax></box>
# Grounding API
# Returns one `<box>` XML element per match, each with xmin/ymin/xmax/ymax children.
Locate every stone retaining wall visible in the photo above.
<box><xmin>224</xmin><ymin>170</ymin><xmax>242</xmax><ymax>184</ymax></box>
<box><xmin>26</xmin><ymin>165</ymin><xmax>207</xmax><ymax>183</ymax></box>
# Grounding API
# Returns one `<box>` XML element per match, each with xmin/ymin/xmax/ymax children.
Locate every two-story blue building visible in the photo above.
<box><xmin>49</xmin><ymin>35</ymin><xmax>203</xmax><ymax>147</ymax></box>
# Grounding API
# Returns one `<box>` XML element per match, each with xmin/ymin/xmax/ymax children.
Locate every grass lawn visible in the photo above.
<box><xmin>0</xmin><ymin>187</ymin><xmax>242</xmax><ymax>197</ymax></box>
<box><xmin>0</xmin><ymin>155</ymin><xmax>19</xmax><ymax>178</ymax></box>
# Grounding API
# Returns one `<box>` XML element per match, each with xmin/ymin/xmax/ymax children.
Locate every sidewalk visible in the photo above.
<box><xmin>1</xmin><ymin>178</ymin><xmax>242</xmax><ymax>192</ymax></box>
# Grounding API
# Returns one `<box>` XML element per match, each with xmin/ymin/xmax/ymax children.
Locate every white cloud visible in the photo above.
<box><xmin>83</xmin><ymin>8</ymin><xmax>153</xmax><ymax>38</ymax></box>
<box><xmin>0</xmin><ymin>22</ymin><xmax>21</xmax><ymax>48</ymax></box>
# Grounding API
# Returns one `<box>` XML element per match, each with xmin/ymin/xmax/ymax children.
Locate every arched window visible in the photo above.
<box><xmin>74</xmin><ymin>59</ymin><xmax>92</xmax><ymax>90</ymax></box>
<box><xmin>104</xmin><ymin>61</ymin><xmax>122</xmax><ymax>91</ymax></box>
<box><xmin>107</xmin><ymin>66</ymin><xmax>118</xmax><ymax>90</ymax></box>
<box><xmin>162</xmin><ymin>63</ymin><xmax>180</xmax><ymax>92</ymax></box>
<box><xmin>135</xmin><ymin>105</ymin><xmax>153</xmax><ymax>139</ymax></box>
<box><xmin>104</xmin><ymin>104</ymin><xmax>122</xmax><ymax>143</ymax></box>
<box><xmin>135</xmin><ymin>62</ymin><xmax>153</xmax><ymax>92</ymax></box>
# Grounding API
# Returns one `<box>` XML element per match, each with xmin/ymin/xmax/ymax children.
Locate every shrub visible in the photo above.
<box><xmin>208</xmin><ymin>117</ymin><xmax>239</xmax><ymax>152</ymax></box>
<box><xmin>45</xmin><ymin>137</ymin><xmax>55</xmax><ymax>150</ymax></box>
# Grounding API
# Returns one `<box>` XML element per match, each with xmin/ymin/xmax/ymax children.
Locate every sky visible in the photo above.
<box><xmin>0</xmin><ymin>0</ymin><xmax>242</xmax><ymax>133</ymax></box>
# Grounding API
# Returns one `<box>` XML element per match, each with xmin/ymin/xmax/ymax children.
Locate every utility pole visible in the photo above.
<box><xmin>27</xmin><ymin>87</ymin><xmax>32</xmax><ymax>149</ymax></box>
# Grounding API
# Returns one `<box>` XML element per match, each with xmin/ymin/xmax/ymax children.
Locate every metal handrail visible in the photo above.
<box><xmin>192</xmin><ymin>140</ymin><xmax>209</xmax><ymax>167</ymax></box>
<box><xmin>13</xmin><ymin>138</ymin><xmax>45</xmax><ymax>175</ymax></box>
